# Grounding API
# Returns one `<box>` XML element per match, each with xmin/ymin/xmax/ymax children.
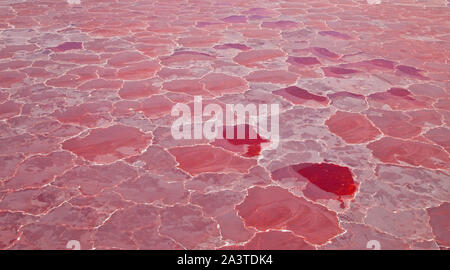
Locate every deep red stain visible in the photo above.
<box><xmin>51</xmin><ymin>42</ymin><xmax>83</xmax><ymax>52</ymax></box>
<box><xmin>328</xmin><ymin>91</ymin><xmax>365</xmax><ymax>99</ymax></box>
<box><xmin>214</xmin><ymin>43</ymin><xmax>251</xmax><ymax>51</ymax></box>
<box><xmin>248</xmin><ymin>15</ymin><xmax>267</xmax><ymax>20</ymax></box>
<box><xmin>284</xmin><ymin>86</ymin><xmax>328</xmax><ymax>103</ymax></box>
<box><xmin>319</xmin><ymin>30</ymin><xmax>352</xmax><ymax>40</ymax></box>
<box><xmin>223</xmin><ymin>124</ymin><xmax>269</xmax><ymax>157</ymax></box>
<box><xmin>327</xmin><ymin>67</ymin><xmax>359</xmax><ymax>75</ymax></box>
<box><xmin>396</xmin><ymin>65</ymin><xmax>427</xmax><ymax>79</ymax></box>
<box><xmin>385</xmin><ymin>87</ymin><xmax>416</xmax><ymax>101</ymax></box>
<box><xmin>388</xmin><ymin>87</ymin><xmax>412</xmax><ymax>97</ymax></box>
<box><xmin>196</xmin><ymin>21</ymin><xmax>221</xmax><ymax>27</ymax></box>
<box><xmin>222</xmin><ymin>15</ymin><xmax>247</xmax><ymax>23</ymax></box>
<box><xmin>287</xmin><ymin>56</ymin><xmax>321</xmax><ymax>66</ymax></box>
<box><xmin>311</xmin><ymin>47</ymin><xmax>339</xmax><ymax>59</ymax></box>
<box><xmin>293</xmin><ymin>163</ymin><xmax>357</xmax><ymax>197</ymax></box>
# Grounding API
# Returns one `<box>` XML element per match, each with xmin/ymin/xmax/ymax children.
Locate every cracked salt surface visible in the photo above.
<box><xmin>0</xmin><ymin>0</ymin><xmax>448</xmax><ymax>250</ymax></box>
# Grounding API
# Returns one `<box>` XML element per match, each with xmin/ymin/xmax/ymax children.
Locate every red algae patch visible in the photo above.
<box><xmin>327</xmin><ymin>91</ymin><xmax>367</xmax><ymax>112</ymax></box>
<box><xmin>45</xmin><ymin>74</ymin><xmax>85</xmax><ymax>88</ymax></box>
<box><xmin>116</xmin><ymin>174</ymin><xmax>188</xmax><ymax>204</ymax></box>
<box><xmin>271</xmin><ymin>163</ymin><xmax>358</xmax><ymax>206</ymax></box>
<box><xmin>424</xmin><ymin>127</ymin><xmax>450</xmax><ymax>153</ymax></box>
<box><xmin>3</xmin><ymin>151</ymin><xmax>74</xmax><ymax>190</ymax></box>
<box><xmin>222</xmin><ymin>15</ymin><xmax>247</xmax><ymax>23</ymax></box>
<box><xmin>319</xmin><ymin>30</ymin><xmax>352</xmax><ymax>40</ymax></box>
<box><xmin>212</xmin><ymin>124</ymin><xmax>270</xmax><ymax>157</ymax></box>
<box><xmin>49</xmin><ymin>42</ymin><xmax>83</xmax><ymax>52</ymax></box>
<box><xmin>294</xmin><ymin>163</ymin><xmax>357</xmax><ymax>197</ymax></box>
<box><xmin>245</xmin><ymin>70</ymin><xmax>297</xmax><ymax>84</ymax></box>
<box><xmin>0</xmin><ymin>71</ymin><xmax>26</xmax><ymax>87</ymax></box>
<box><xmin>61</xmin><ymin>125</ymin><xmax>152</xmax><ymax>164</ymax></box>
<box><xmin>163</xmin><ymin>79</ymin><xmax>210</xmax><ymax>96</ymax></box>
<box><xmin>200</xmin><ymin>73</ymin><xmax>247</xmax><ymax>95</ymax></box>
<box><xmin>367</xmin><ymin>137</ymin><xmax>450</xmax><ymax>170</ymax></box>
<box><xmin>311</xmin><ymin>47</ymin><xmax>340</xmax><ymax>59</ymax></box>
<box><xmin>168</xmin><ymin>145</ymin><xmax>257</xmax><ymax>176</ymax></box>
<box><xmin>53</xmin><ymin>162</ymin><xmax>137</xmax><ymax>195</ymax></box>
<box><xmin>159</xmin><ymin>205</ymin><xmax>220</xmax><ymax>249</ymax></box>
<box><xmin>366</xmin><ymin>59</ymin><xmax>396</xmax><ymax>70</ymax></box>
<box><xmin>224</xmin><ymin>231</ymin><xmax>314</xmax><ymax>250</ymax></box>
<box><xmin>240</xmin><ymin>29</ymin><xmax>280</xmax><ymax>39</ymax></box>
<box><xmin>224</xmin><ymin>124</ymin><xmax>269</xmax><ymax>157</ymax></box>
<box><xmin>139</xmin><ymin>95</ymin><xmax>174</xmax><ymax>119</ymax></box>
<box><xmin>342</xmin><ymin>59</ymin><xmax>396</xmax><ymax>72</ymax></box>
<box><xmin>261</xmin><ymin>20</ymin><xmax>298</xmax><ymax>29</ymax></box>
<box><xmin>233</xmin><ymin>49</ymin><xmax>285</xmax><ymax>67</ymax></box>
<box><xmin>426</xmin><ymin>203</ymin><xmax>450</xmax><ymax>247</ymax></box>
<box><xmin>52</xmin><ymin>101</ymin><xmax>112</xmax><ymax>127</ymax></box>
<box><xmin>214</xmin><ymin>43</ymin><xmax>251</xmax><ymax>51</ymax></box>
<box><xmin>236</xmin><ymin>186</ymin><xmax>343</xmax><ymax>245</ymax></box>
<box><xmin>0</xmin><ymin>91</ymin><xmax>9</xmax><ymax>103</ymax></box>
<box><xmin>116</xmin><ymin>60</ymin><xmax>160</xmax><ymax>80</ymax></box>
<box><xmin>118</xmin><ymin>80</ymin><xmax>161</xmax><ymax>100</ymax></box>
<box><xmin>0</xmin><ymin>0</ymin><xmax>449</xmax><ymax>250</ymax></box>
<box><xmin>396</xmin><ymin>65</ymin><xmax>428</xmax><ymax>79</ymax></box>
<box><xmin>287</xmin><ymin>56</ymin><xmax>321</xmax><ymax>66</ymax></box>
<box><xmin>113</xmin><ymin>96</ymin><xmax>173</xmax><ymax>120</ymax></box>
<box><xmin>365</xmin><ymin>109</ymin><xmax>422</xmax><ymax>139</ymax></box>
<box><xmin>159</xmin><ymin>51</ymin><xmax>215</xmax><ymax>66</ymax></box>
<box><xmin>50</xmin><ymin>53</ymin><xmax>101</xmax><ymax>64</ymax></box>
<box><xmin>325</xmin><ymin>111</ymin><xmax>381</xmax><ymax>143</ymax></box>
<box><xmin>0</xmin><ymin>186</ymin><xmax>74</xmax><ymax>215</ymax></box>
<box><xmin>273</xmin><ymin>86</ymin><xmax>328</xmax><ymax>107</ymax></box>
<box><xmin>0</xmin><ymin>101</ymin><xmax>22</xmax><ymax>119</ymax></box>
<box><xmin>107</xmin><ymin>51</ymin><xmax>146</xmax><ymax>67</ymax></box>
<box><xmin>368</xmin><ymin>87</ymin><xmax>430</xmax><ymax>110</ymax></box>
<box><xmin>177</xmin><ymin>35</ymin><xmax>221</xmax><ymax>48</ymax></box>
<box><xmin>322</xmin><ymin>66</ymin><xmax>360</xmax><ymax>78</ymax></box>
